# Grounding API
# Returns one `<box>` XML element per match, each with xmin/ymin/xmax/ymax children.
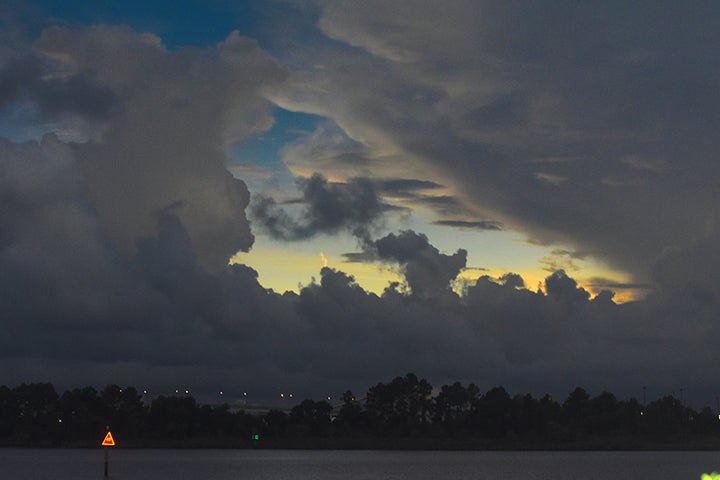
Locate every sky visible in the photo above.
<box><xmin>1</xmin><ymin>0</ymin><xmax>720</xmax><ymax>407</ymax></box>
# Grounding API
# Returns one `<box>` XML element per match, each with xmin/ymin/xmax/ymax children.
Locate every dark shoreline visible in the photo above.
<box><xmin>4</xmin><ymin>435</ymin><xmax>720</xmax><ymax>451</ymax></box>
<box><xmin>4</xmin><ymin>379</ymin><xmax>720</xmax><ymax>452</ymax></box>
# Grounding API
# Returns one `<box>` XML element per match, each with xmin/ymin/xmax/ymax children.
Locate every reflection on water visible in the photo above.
<box><xmin>1</xmin><ymin>448</ymin><xmax>718</xmax><ymax>480</ymax></box>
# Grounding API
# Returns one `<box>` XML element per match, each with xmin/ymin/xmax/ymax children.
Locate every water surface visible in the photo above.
<box><xmin>1</xmin><ymin>448</ymin><xmax>718</xmax><ymax>479</ymax></box>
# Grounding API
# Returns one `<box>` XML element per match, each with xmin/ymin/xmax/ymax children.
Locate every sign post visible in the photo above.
<box><xmin>101</xmin><ymin>430</ymin><xmax>115</xmax><ymax>477</ymax></box>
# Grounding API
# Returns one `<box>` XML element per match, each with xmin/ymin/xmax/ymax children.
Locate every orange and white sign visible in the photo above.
<box><xmin>101</xmin><ymin>431</ymin><xmax>115</xmax><ymax>447</ymax></box>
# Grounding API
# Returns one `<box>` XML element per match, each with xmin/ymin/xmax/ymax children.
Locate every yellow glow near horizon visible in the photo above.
<box><xmin>231</xmin><ymin>247</ymin><xmax>403</xmax><ymax>295</ymax></box>
<box><xmin>234</xmin><ymin>247</ymin><xmax>639</xmax><ymax>303</ymax></box>
<box><xmin>455</xmin><ymin>267</ymin><xmax>640</xmax><ymax>303</ymax></box>
<box><xmin>232</xmin><ymin>228</ymin><xmax>643</xmax><ymax>303</ymax></box>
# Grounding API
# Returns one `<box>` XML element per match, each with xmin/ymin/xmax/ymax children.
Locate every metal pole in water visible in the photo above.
<box><xmin>101</xmin><ymin>426</ymin><xmax>115</xmax><ymax>477</ymax></box>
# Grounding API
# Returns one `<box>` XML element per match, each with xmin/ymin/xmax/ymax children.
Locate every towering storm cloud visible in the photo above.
<box><xmin>1</xmin><ymin>25</ymin><xmax>285</xmax><ymax>271</ymax></box>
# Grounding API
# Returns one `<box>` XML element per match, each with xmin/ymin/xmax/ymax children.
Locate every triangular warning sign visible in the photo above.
<box><xmin>101</xmin><ymin>431</ymin><xmax>115</xmax><ymax>446</ymax></box>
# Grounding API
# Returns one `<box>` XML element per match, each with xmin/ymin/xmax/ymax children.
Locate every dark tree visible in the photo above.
<box><xmin>510</xmin><ymin>393</ymin><xmax>538</xmax><ymax>437</ymax></box>
<box><xmin>148</xmin><ymin>395</ymin><xmax>198</xmax><ymax>440</ymax></box>
<box><xmin>263</xmin><ymin>409</ymin><xmax>289</xmax><ymax>437</ymax></box>
<box><xmin>642</xmin><ymin>395</ymin><xmax>690</xmax><ymax>436</ymax></box>
<box><xmin>335</xmin><ymin>390</ymin><xmax>365</xmax><ymax>434</ymax></box>
<box><xmin>587</xmin><ymin>391</ymin><xmax>622</xmax><ymax>435</ymax></box>
<box><xmin>59</xmin><ymin>386</ymin><xmax>104</xmax><ymax>443</ymax></box>
<box><xmin>562</xmin><ymin>387</ymin><xmax>591</xmax><ymax>437</ymax></box>
<box><xmin>470</xmin><ymin>386</ymin><xmax>512</xmax><ymax>438</ymax></box>
<box><xmin>13</xmin><ymin>383</ymin><xmax>59</xmax><ymax>445</ymax></box>
<box><xmin>289</xmin><ymin>399</ymin><xmax>332</xmax><ymax>436</ymax></box>
<box><xmin>366</xmin><ymin>373</ymin><xmax>432</xmax><ymax>435</ymax></box>
<box><xmin>0</xmin><ymin>386</ymin><xmax>17</xmax><ymax>440</ymax></box>
<box><xmin>433</xmin><ymin>382</ymin><xmax>479</xmax><ymax>434</ymax></box>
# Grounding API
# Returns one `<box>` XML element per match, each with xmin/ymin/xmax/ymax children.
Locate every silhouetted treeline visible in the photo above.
<box><xmin>2</xmin><ymin>374</ymin><xmax>720</xmax><ymax>449</ymax></box>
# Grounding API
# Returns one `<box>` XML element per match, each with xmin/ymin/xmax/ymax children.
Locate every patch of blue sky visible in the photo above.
<box><xmin>232</xmin><ymin>108</ymin><xmax>319</xmax><ymax>164</ymax></box>
<box><xmin>28</xmin><ymin>0</ymin><xmax>263</xmax><ymax>49</ymax></box>
<box><xmin>228</xmin><ymin>107</ymin><xmax>323</xmax><ymax>190</ymax></box>
<box><xmin>0</xmin><ymin>103</ymin><xmax>48</xmax><ymax>142</ymax></box>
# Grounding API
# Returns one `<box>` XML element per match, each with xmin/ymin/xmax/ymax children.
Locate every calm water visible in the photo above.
<box><xmin>2</xmin><ymin>448</ymin><xmax>719</xmax><ymax>480</ymax></box>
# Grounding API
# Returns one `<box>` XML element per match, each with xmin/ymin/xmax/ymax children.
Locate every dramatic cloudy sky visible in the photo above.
<box><xmin>2</xmin><ymin>0</ymin><xmax>720</xmax><ymax>406</ymax></box>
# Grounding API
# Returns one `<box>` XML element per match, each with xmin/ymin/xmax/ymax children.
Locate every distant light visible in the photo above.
<box><xmin>185</xmin><ymin>389</ymin><xmax>189</xmax><ymax>395</ymax></box>
<box><xmin>243</xmin><ymin>392</ymin><xmax>247</xmax><ymax>397</ymax></box>
<box><xmin>143</xmin><ymin>390</ymin><xmax>147</xmax><ymax>395</ymax></box>
<box><xmin>119</xmin><ymin>389</ymin><xmax>123</xmax><ymax>394</ymax></box>
<box><xmin>717</xmin><ymin>414</ymin><xmax>720</xmax><ymax>421</ymax></box>
<box><xmin>327</xmin><ymin>396</ymin><xmax>331</xmax><ymax>401</ymax></box>
<box><xmin>175</xmin><ymin>389</ymin><xmax>179</xmax><ymax>394</ymax></box>
<box><xmin>251</xmin><ymin>434</ymin><xmax>260</xmax><ymax>441</ymax></box>
<box><xmin>58</xmin><ymin>418</ymin><xmax>62</xmax><ymax>424</ymax></box>
<box><xmin>280</xmin><ymin>393</ymin><xmax>285</xmax><ymax>398</ymax></box>
<box><xmin>289</xmin><ymin>393</ymin><xmax>293</xmax><ymax>398</ymax></box>
<box><xmin>219</xmin><ymin>391</ymin><xmax>224</xmax><ymax>396</ymax></box>
<box><xmin>640</xmin><ymin>411</ymin><xmax>645</xmax><ymax>416</ymax></box>
<box><xmin>351</xmin><ymin>397</ymin><xmax>355</xmax><ymax>401</ymax></box>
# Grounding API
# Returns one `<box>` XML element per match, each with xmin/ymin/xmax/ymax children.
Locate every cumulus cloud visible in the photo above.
<box><xmin>0</xmin><ymin>25</ymin><xmax>286</xmax><ymax>271</ymax></box>
<box><xmin>373</xmin><ymin>230</ymin><xmax>467</xmax><ymax>300</ymax></box>
<box><xmin>544</xmin><ymin>270</ymin><xmax>591</xmax><ymax>303</ymax></box>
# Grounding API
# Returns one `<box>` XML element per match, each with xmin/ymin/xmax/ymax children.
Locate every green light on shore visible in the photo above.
<box><xmin>251</xmin><ymin>434</ymin><xmax>260</xmax><ymax>441</ymax></box>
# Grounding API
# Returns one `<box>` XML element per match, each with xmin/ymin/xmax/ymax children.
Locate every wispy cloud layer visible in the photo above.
<box><xmin>273</xmin><ymin>0</ymin><xmax>720</xmax><ymax>285</ymax></box>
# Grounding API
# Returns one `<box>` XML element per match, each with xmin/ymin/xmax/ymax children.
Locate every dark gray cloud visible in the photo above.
<box><xmin>252</xmin><ymin>173</ymin><xmax>402</xmax><ymax>240</ymax></box>
<box><xmin>544</xmin><ymin>270</ymin><xmax>591</xmax><ymax>303</ymax></box>
<box><xmin>378</xmin><ymin>178</ymin><xmax>443</xmax><ymax>198</ymax></box>
<box><xmin>463</xmin><ymin>92</ymin><xmax>528</xmax><ymax>131</ymax></box>
<box><xmin>0</xmin><ymin>56</ymin><xmax>117</xmax><ymax>120</ymax></box>
<box><xmin>341</xmin><ymin>252</ymin><xmax>375</xmax><ymax>263</ymax></box>
<box><xmin>585</xmin><ymin>277</ymin><xmax>652</xmax><ymax>292</ymax></box>
<box><xmin>413</xmin><ymin>195</ymin><xmax>467</xmax><ymax>217</ymax></box>
<box><xmin>374</xmin><ymin>230</ymin><xmax>467</xmax><ymax>300</ymax></box>
<box><xmin>275</xmin><ymin>0</ymin><xmax>720</xmax><ymax>287</ymax></box>
<box><xmin>498</xmin><ymin>272</ymin><xmax>524</xmax><ymax>289</ymax></box>
<box><xmin>432</xmin><ymin>220</ymin><xmax>502</xmax><ymax>231</ymax></box>
<box><xmin>649</xmin><ymin>232</ymin><xmax>720</xmax><ymax>306</ymax></box>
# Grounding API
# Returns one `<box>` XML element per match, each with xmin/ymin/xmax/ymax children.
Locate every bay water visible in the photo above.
<box><xmin>2</xmin><ymin>448</ymin><xmax>719</xmax><ymax>479</ymax></box>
